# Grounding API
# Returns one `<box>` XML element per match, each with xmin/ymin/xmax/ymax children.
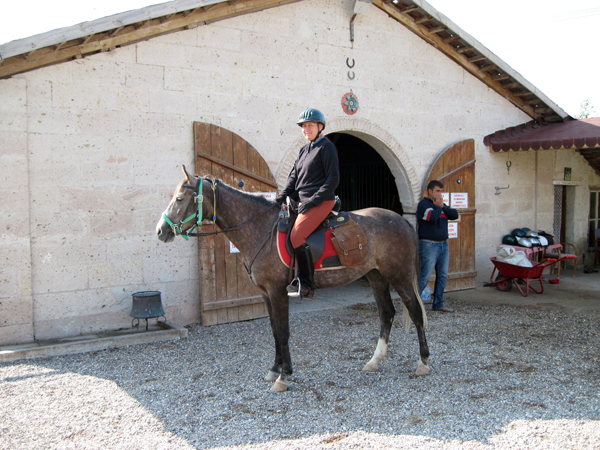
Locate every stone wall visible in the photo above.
<box><xmin>1</xmin><ymin>0</ymin><xmax>598</xmax><ymax>344</ymax></box>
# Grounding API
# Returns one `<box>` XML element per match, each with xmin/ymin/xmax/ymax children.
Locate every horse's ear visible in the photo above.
<box><xmin>182</xmin><ymin>164</ymin><xmax>193</xmax><ymax>182</ymax></box>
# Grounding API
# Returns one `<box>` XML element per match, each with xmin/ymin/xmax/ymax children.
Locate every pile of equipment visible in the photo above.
<box><xmin>501</xmin><ymin>228</ymin><xmax>555</xmax><ymax>249</ymax></box>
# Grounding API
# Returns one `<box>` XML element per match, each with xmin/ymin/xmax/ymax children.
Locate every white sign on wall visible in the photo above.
<box><xmin>448</xmin><ymin>222</ymin><xmax>458</xmax><ymax>239</ymax></box>
<box><xmin>451</xmin><ymin>192</ymin><xmax>468</xmax><ymax>208</ymax></box>
<box><xmin>442</xmin><ymin>192</ymin><xmax>450</xmax><ymax>204</ymax></box>
<box><xmin>229</xmin><ymin>191</ymin><xmax>277</xmax><ymax>253</ymax></box>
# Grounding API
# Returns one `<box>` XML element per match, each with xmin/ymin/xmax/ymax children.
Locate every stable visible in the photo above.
<box><xmin>1</xmin><ymin>0</ymin><xmax>599</xmax><ymax>345</ymax></box>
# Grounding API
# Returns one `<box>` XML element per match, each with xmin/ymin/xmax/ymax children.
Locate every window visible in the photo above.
<box><xmin>590</xmin><ymin>190</ymin><xmax>600</xmax><ymax>249</ymax></box>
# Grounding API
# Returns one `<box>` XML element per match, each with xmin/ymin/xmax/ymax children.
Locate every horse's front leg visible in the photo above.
<box><xmin>260</xmin><ymin>290</ymin><xmax>292</xmax><ymax>391</ymax></box>
<box><xmin>266</xmin><ymin>291</ymin><xmax>292</xmax><ymax>392</ymax></box>
<box><xmin>262</xmin><ymin>295</ymin><xmax>283</xmax><ymax>382</ymax></box>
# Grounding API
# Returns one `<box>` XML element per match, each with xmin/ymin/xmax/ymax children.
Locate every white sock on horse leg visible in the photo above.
<box><xmin>362</xmin><ymin>338</ymin><xmax>387</xmax><ymax>372</ymax></box>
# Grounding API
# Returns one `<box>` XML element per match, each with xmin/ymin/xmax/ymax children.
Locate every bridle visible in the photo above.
<box><xmin>161</xmin><ymin>177</ymin><xmax>205</xmax><ymax>241</ymax></box>
<box><xmin>161</xmin><ymin>177</ymin><xmax>277</xmax><ymax>240</ymax></box>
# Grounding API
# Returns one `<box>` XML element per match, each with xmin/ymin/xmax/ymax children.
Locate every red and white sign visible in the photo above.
<box><xmin>442</xmin><ymin>193</ymin><xmax>450</xmax><ymax>204</ymax></box>
<box><xmin>448</xmin><ymin>222</ymin><xmax>458</xmax><ymax>239</ymax></box>
<box><xmin>451</xmin><ymin>192</ymin><xmax>468</xmax><ymax>208</ymax></box>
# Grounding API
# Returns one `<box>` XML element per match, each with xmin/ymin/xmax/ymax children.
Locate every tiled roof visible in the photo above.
<box><xmin>484</xmin><ymin>117</ymin><xmax>600</xmax><ymax>176</ymax></box>
<box><xmin>484</xmin><ymin>117</ymin><xmax>600</xmax><ymax>152</ymax></box>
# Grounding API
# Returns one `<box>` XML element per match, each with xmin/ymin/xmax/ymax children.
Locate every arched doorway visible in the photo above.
<box><xmin>328</xmin><ymin>133</ymin><xmax>403</xmax><ymax>215</ymax></box>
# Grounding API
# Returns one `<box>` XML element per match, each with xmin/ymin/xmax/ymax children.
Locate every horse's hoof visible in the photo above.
<box><xmin>265</xmin><ymin>370</ymin><xmax>279</xmax><ymax>382</ymax></box>
<box><xmin>270</xmin><ymin>378</ymin><xmax>289</xmax><ymax>393</ymax></box>
<box><xmin>362</xmin><ymin>362</ymin><xmax>378</xmax><ymax>372</ymax></box>
<box><xmin>415</xmin><ymin>360</ymin><xmax>430</xmax><ymax>376</ymax></box>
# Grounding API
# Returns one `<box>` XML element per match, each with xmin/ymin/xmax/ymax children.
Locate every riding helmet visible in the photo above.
<box><xmin>517</xmin><ymin>237</ymin><xmax>533</xmax><ymax>248</ymax></box>
<box><xmin>529</xmin><ymin>237</ymin><xmax>541</xmax><ymax>246</ymax></box>
<box><xmin>511</xmin><ymin>228</ymin><xmax>526</xmax><ymax>237</ymax></box>
<box><xmin>502</xmin><ymin>235</ymin><xmax>518</xmax><ymax>245</ymax></box>
<box><xmin>297</xmin><ymin>108</ymin><xmax>326</xmax><ymax>130</ymax></box>
<box><xmin>538</xmin><ymin>236</ymin><xmax>549</xmax><ymax>246</ymax></box>
<box><xmin>521</xmin><ymin>227</ymin><xmax>531</xmax><ymax>234</ymax></box>
<box><xmin>526</xmin><ymin>230</ymin><xmax>539</xmax><ymax>238</ymax></box>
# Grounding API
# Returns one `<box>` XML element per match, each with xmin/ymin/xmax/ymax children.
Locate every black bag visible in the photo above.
<box><xmin>538</xmin><ymin>231</ymin><xmax>555</xmax><ymax>246</ymax></box>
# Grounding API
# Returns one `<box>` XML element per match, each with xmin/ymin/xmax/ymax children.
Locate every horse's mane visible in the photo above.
<box><xmin>203</xmin><ymin>175</ymin><xmax>275</xmax><ymax>208</ymax></box>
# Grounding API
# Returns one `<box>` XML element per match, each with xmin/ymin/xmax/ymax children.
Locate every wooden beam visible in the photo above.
<box><xmin>428</xmin><ymin>25</ymin><xmax>446</xmax><ymax>33</ymax></box>
<box><xmin>457</xmin><ymin>46</ymin><xmax>474</xmax><ymax>54</ymax></box>
<box><xmin>0</xmin><ymin>0</ymin><xmax>302</xmax><ymax>79</ymax></box>
<box><xmin>478</xmin><ymin>64</ymin><xmax>496</xmax><ymax>72</ymax></box>
<box><xmin>524</xmin><ymin>98</ymin><xmax>544</xmax><ymax>105</ymax></box>
<box><xmin>415</xmin><ymin>16</ymin><xmax>432</xmax><ymax>24</ymax></box>
<box><xmin>399</xmin><ymin>5</ymin><xmax>420</xmax><ymax>14</ymax></box>
<box><xmin>443</xmin><ymin>35</ymin><xmax>459</xmax><ymax>43</ymax></box>
<box><xmin>467</xmin><ymin>54</ymin><xmax>487</xmax><ymax>63</ymax></box>
<box><xmin>501</xmin><ymin>82</ymin><xmax>521</xmax><ymax>90</ymax></box>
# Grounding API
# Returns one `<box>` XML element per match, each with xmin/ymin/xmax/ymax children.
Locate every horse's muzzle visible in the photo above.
<box><xmin>156</xmin><ymin>219</ymin><xmax>175</xmax><ymax>243</ymax></box>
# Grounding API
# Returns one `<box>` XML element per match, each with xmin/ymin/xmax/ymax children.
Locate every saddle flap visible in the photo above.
<box><xmin>331</xmin><ymin>217</ymin><xmax>368</xmax><ymax>268</ymax></box>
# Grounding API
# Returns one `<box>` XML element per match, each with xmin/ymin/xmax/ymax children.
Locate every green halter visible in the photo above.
<box><xmin>161</xmin><ymin>178</ymin><xmax>203</xmax><ymax>241</ymax></box>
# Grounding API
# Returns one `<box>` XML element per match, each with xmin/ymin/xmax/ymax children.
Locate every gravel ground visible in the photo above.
<box><xmin>1</xmin><ymin>296</ymin><xmax>599</xmax><ymax>450</ymax></box>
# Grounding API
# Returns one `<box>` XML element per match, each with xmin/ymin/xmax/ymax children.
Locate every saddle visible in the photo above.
<box><xmin>277</xmin><ymin>197</ymin><xmax>368</xmax><ymax>270</ymax></box>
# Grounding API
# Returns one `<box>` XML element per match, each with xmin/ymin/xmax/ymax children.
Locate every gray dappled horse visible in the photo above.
<box><xmin>156</xmin><ymin>166</ymin><xmax>430</xmax><ymax>392</ymax></box>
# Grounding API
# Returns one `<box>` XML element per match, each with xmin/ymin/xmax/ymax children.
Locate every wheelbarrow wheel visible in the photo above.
<box><xmin>495</xmin><ymin>273</ymin><xmax>513</xmax><ymax>292</ymax></box>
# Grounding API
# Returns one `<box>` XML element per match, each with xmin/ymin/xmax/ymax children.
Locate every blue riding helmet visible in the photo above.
<box><xmin>297</xmin><ymin>108</ymin><xmax>326</xmax><ymax>130</ymax></box>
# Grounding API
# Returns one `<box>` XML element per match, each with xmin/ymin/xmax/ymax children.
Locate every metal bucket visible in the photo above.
<box><xmin>130</xmin><ymin>291</ymin><xmax>166</xmax><ymax>330</ymax></box>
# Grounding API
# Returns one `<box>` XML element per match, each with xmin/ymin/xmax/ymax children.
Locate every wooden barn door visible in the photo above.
<box><xmin>423</xmin><ymin>139</ymin><xmax>476</xmax><ymax>291</ymax></box>
<box><xmin>194</xmin><ymin>122</ymin><xmax>278</xmax><ymax>326</ymax></box>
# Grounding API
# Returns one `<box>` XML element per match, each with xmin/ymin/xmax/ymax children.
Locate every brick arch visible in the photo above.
<box><xmin>275</xmin><ymin>117</ymin><xmax>421</xmax><ymax>212</ymax></box>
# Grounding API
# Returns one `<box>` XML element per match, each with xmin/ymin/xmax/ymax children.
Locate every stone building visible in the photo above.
<box><xmin>1</xmin><ymin>0</ymin><xmax>599</xmax><ymax>345</ymax></box>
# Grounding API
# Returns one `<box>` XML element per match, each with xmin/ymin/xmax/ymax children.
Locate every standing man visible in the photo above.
<box><xmin>417</xmin><ymin>180</ymin><xmax>459</xmax><ymax>312</ymax></box>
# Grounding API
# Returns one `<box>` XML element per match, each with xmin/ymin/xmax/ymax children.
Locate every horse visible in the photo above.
<box><xmin>156</xmin><ymin>165</ymin><xmax>430</xmax><ymax>392</ymax></box>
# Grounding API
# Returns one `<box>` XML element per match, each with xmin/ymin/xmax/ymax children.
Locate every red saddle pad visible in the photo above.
<box><xmin>277</xmin><ymin>230</ymin><xmax>340</xmax><ymax>270</ymax></box>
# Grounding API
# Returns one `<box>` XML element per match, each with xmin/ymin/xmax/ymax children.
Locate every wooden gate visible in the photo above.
<box><xmin>423</xmin><ymin>139</ymin><xmax>476</xmax><ymax>291</ymax></box>
<box><xmin>194</xmin><ymin>122</ymin><xmax>278</xmax><ymax>325</ymax></box>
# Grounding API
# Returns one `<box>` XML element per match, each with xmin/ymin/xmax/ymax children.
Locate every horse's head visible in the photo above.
<box><xmin>156</xmin><ymin>165</ymin><xmax>208</xmax><ymax>243</ymax></box>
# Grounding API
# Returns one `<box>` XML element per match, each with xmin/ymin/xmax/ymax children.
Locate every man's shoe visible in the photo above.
<box><xmin>433</xmin><ymin>306</ymin><xmax>454</xmax><ymax>313</ymax></box>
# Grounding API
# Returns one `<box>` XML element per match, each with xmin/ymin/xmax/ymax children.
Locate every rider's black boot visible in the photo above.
<box><xmin>287</xmin><ymin>243</ymin><xmax>315</xmax><ymax>298</ymax></box>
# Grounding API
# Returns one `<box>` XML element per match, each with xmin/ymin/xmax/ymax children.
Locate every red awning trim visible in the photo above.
<box><xmin>484</xmin><ymin>117</ymin><xmax>600</xmax><ymax>152</ymax></box>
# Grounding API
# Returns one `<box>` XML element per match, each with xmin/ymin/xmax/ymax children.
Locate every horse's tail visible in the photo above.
<box><xmin>401</xmin><ymin>237</ymin><xmax>428</xmax><ymax>332</ymax></box>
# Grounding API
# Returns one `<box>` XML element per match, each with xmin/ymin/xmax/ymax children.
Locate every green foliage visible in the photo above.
<box><xmin>576</xmin><ymin>99</ymin><xmax>597</xmax><ymax>119</ymax></box>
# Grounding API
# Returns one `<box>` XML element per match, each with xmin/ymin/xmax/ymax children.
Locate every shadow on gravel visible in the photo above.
<box><xmin>2</xmin><ymin>296</ymin><xmax>600</xmax><ymax>449</ymax></box>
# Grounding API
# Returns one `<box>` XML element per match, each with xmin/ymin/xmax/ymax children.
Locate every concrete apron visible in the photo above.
<box><xmin>449</xmin><ymin>267</ymin><xmax>600</xmax><ymax>316</ymax></box>
<box><xmin>2</xmin><ymin>269</ymin><xmax>598</xmax><ymax>363</ymax></box>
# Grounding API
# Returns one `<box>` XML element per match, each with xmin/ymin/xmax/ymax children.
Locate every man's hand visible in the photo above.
<box><xmin>298</xmin><ymin>201</ymin><xmax>314</xmax><ymax>214</ymax></box>
<box><xmin>434</xmin><ymin>192</ymin><xmax>444</xmax><ymax>207</ymax></box>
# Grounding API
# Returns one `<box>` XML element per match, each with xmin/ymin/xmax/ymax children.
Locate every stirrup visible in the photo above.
<box><xmin>286</xmin><ymin>278</ymin><xmax>302</xmax><ymax>297</ymax></box>
<box><xmin>286</xmin><ymin>278</ymin><xmax>314</xmax><ymax>298</ymax></box>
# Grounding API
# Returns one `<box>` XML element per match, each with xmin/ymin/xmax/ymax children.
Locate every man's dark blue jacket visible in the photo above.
<box><xmin>416</xmin><ymin>197</ymin><xmax>459</xmax><ymax>241</ymax></box>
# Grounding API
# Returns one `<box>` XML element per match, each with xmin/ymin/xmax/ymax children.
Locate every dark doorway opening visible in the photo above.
<box><xmin>329</xmin><ymin>133</ymin><xmax>403</xmax><ymax>215</ymax></box>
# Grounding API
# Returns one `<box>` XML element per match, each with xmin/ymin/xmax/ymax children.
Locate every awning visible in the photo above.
<box><xmin>484</xmin><ymin>117</ymin><xmax>600</xmax><ymax>175</ymax></box>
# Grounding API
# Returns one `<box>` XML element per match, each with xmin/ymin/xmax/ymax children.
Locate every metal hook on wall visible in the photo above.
<box><xmin>495</xmin><ymin>185</ymin><xmax>510</xmax><ymax>195</ymax></box>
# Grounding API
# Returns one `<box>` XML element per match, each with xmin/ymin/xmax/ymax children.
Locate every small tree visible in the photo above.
<box><xmin>576</xmin><ymin>99</ymin><xmax>596</xmax><ymax>119</ymax></box>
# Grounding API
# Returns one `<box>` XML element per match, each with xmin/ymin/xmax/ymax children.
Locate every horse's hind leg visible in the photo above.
<box><xmin>395</xmin><ymin>276</ymin><xmax>430</xmax><ymax>376</ymax></box>
<box><xmin>362</xmin><ymin>270</ymin><xmax>395</xmax><ymax>372</ymax></box>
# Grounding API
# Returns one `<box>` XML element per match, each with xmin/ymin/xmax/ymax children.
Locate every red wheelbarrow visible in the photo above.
<box><xmin>487</xmin><ymin>257</ymin><xmax>565</xmax><ymax>297</ymax></box>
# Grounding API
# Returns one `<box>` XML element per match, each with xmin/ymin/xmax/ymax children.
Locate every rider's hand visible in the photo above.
<box><xmin>434</xmin><ymin>193</ymin><xmax>444</xmax><ymax>207</ymax></box>
<box><xmin>275</xmin><ymin>194</ymin><xmax>286</xmax><ymax>206</ymax></box>
<box><xmin>298</xmin><ymin>201</ymin><xmax>314</xmax><ymax>214</ymax></box>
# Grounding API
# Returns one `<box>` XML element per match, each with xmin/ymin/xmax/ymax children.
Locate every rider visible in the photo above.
<box><xmin>275</xmin><ymin>108</ymin><xmax>340</xmax><ymax>297</ymax></box>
